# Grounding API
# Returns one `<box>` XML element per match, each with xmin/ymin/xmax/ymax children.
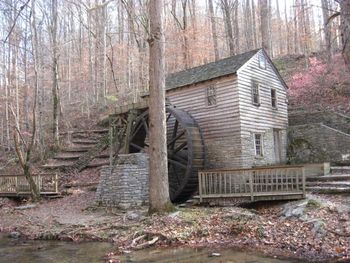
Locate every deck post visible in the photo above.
<box><xmin>198</xmin><ymin>172</ymin><xmax>203</xmax><ymax>203</ymax></box>
<box><xmin>302</xmin><ymin>167</ymin><xmax>306</xmax><ymax>198</ymax></box>
<box><xmin>249</xmin><ymin>172</ymin><xmax>254</xmax><ymax>201</ymax></box>
<box><xmin>55</xmin><ymin>173</ymin><xmax>59</xmax><ymax>193</ymax></box>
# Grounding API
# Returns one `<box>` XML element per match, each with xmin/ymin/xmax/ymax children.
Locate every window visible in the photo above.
<box><xmin>254</xmin><ymin>134</ymin><xmax>263</xmax><ymax>157</ymax></box>
<box><xmin>251</xmin><ymin>82</ymin><xmax>260</xmax><ymax>106</ymax></box>
<box><xmin>206</xmin><ymin>86</ymin><xmax>217</xmax><ymax>106</ymax></box>
<box><xmin>271</xmin><ymin>88</ymin><xmax>277</xmax><ymax>108</ymax></box>
<box><xmin>259</xmin><ymin>55</ymin><xmax>267</xmax><ymax>69</ymax></box>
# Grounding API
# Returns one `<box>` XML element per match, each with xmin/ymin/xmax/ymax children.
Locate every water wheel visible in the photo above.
<box><xmin>129</xmin><ymin>106</ymin><xmax>205</xmax><ymax>203</ymax></box>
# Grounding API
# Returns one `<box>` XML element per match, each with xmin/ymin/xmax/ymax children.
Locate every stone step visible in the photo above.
<box><xmin>54</xmin><ymin>153</ymin><xmax>82</xmax><ymax>160</ymax></box>
<box><xmin>306</xmin><ymin>186</ymin><xmax>350</xmax><ymax>194</ymax></box>
<box><xmin>306</xmin><ymin>174</ymin><xmax>350</xmax><ymax>182</ymax></box>
<box><xmin>87</xmin><ymin>159</ymin><xmax>109</xmax><ymax>168</ymax></box>
<box><xmin>331</xmin><ymin>166</ymin><xmax>350</xmax><ymax>175</ymax></box>
<box><xmin>42</xmin><ymin>161</ymin><xmax>75</xmax><ymax>169</ymax></box>
<box><xmin>62</xmin><ymin>146</ymin><xmax>93</xmax><ymax>153</ymax></box>
<box><xmin>71</xmin><ymin>139</ymin><xmax>98</xmax><ymax>145</ymax></box>
<box><xmin>306</xmin><ymin>181</ymin><xmax>350</xmax><ymax>188</ymax></box>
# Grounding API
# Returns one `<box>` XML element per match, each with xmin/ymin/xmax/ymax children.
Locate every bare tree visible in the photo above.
<box><xmin>259</xmin><ymin>0</ymin><xmax>270</xmax><ymax>54</ymax></box>
<box><xmin>148</xmin><ymin>0</ymin><xmax>174</xmax><ymax>213</ymax></box>
<box><xmin>335</xmin><ymin>0</ymin><xmax>350</xmax><ymax>69</ymax></box>
<box><xmin>208</xmin><ymin>0</ymin><xmax>219</xmax><ymax>61</ymax></box>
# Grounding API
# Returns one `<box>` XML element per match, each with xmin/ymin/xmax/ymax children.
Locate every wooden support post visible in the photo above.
<box><xmin>249</xmin><ymin>172</ymin><xmax>254</xmax><ymax>201</ymax></box>
<box><xmin>123</xmin><ymin>109</ymin><xmax>139</xmax><ymax>154</ymax></box>
<box><xmin>109</xmin><ymin>117</ymin><xmax>113</xmax><ymax>168</ymax></box>
<box><xmin>302</xmin><ymin>167</ymin><xmax>306</xmax><ymax>198</ymax></box>
<box><xmin>198</xmin><ymin>172</ymin><xmax>203</xmax><ymax>203</ymax></box>
<box><xmin>55</xmin><ymin>173</ymin><xmax>58</xmax><ymax>193</ymax></box>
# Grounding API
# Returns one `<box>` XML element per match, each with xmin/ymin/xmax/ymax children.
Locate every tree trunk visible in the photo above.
<box><xmin>147</xmin><ymin>0</ymin><xmax>174</xmax><ymax>214</ymax></box>
<box><xmin>337</xmin><ymin>0</ymin><xmax>350</xmax><ymax>70</ymax></box>
<box><xmin>259</xmin><ymin>0</ymin><xmax>270</xmax><ymax>54</ymax></box>
<box><xmin>208</xmin><ymin>0</ymin><xmax>219</xmax><ymax>61</ymax></box>
<box><xmin>51</xmin><ymin>0</ymin><xmax>60</xmax><ymax>148</ymax></box>
<box><xmin>221</xmin><ymin>0</ymin><xmax>235</xmax><ymax>55</ymax></box>
<box><xmin>321</xmin><ymin>0</ymin><xmax>332</xmax><ymax>60</ymax></box>
<box><xmin>276</xmin><ymin>0</ymin><xmax>283</xmax><ymax>55</ymax></box>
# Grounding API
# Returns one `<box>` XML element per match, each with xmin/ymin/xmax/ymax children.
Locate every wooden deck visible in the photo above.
<box><xmin>198</xmin><ymin>165</ymin><xmax>306</xmax><ymax>203</ymax></box>
<box><xmin>0</xmin><ymin>173</ymin><xmax>59</xmax><ymax>197</ymax></box>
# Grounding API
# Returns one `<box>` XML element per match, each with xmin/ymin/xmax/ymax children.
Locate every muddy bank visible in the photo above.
<box><xmin>0</xmin><ymin>191</ymin><xmax>349</xmax><ymax>262</ymax></box>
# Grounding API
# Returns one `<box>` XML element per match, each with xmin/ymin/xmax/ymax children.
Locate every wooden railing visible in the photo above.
<box><xmin>198</xmin><ymin>166</ymin><xmax>305</xmax><ymax>202</ymax></box>
<box><xmin>0</xmin><ymin>173</ymin><xmax>59</xmax><ymax>196</ymax></box>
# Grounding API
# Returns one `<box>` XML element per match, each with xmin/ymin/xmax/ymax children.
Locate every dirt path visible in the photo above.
<box><xmin>0</xmin><ymin>192</ymin><xmax>349</xmax><ymax>262</ymax></box>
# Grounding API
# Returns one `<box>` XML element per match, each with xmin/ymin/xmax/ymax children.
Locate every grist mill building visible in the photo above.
<box><xmin>165</xmin><ymin>48</ymin><xmax>288</xmax><ymax>169</ymax></box>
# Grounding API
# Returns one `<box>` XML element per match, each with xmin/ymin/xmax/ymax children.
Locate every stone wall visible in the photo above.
<box><xmin>288</xmin><ymin>123</ymin><xmax>350</xmax><ymax>164</ymax></box>
<box><xmin>289</xmin><ymin>110</ymin><xmax>350</xmax><ymax>135</ymax></box>
<box><xmin>95</xmin><ymin>153</ymin><xmax>149</xmax><ymax>209</ymax></box>
<box><xmin>241</xmin><ymin>129</ymin><xmax>287</xmax><ymax>168</ymax></box>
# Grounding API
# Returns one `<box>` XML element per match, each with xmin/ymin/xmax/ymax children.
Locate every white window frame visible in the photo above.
<box><xmin>271</xmin><ymin>88</ymin><xmax>277</xmax><ymax>109</ymax></box>
<box><xmin>254</xmin><ymin>133</ymin><xmax>263</xmax><ymax>157</ymax></box>
<box><xmin>206</xmin><ymin>85</ymin><xmax>217</xmax><ymax>107</ymax></box>
<box><xmin>259</xmin><ymin>55</ymin><xmax>267</xmax><ymax>69</ymax></box>
<box><xmin>251</xmin><ymin>82</ymin><xmax>260</xmax><ymax>106</ymax></box>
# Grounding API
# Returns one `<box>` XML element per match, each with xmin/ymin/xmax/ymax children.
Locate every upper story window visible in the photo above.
<box><xmin>251</xmin><ymin>82</ymin><xmax>260</xmax><ymax>106</ymax></box>
<box><xmin>206</xmin><ymin>85</ymin><xmax>217</xmax><ymax>106</ymax></box>
<box><xmin>254</xmin><ymin>133</ymin><xmax>263</xmax><ymax>157</ymax></box>
<box><xmin>271</xmin><ymin>88</ymin><xmax>277</xmax><ymax>108</ymax></box>
<box><xmin>259</xmin><ymin>55</ymin><xmax>267</xmax><ymax>69</ymax></box>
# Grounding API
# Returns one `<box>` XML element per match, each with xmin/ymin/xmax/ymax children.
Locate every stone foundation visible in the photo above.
<box><xmin>95</xmin><ymin>153</ymin><xmax>149</xmax><ymax>209</ymax></box>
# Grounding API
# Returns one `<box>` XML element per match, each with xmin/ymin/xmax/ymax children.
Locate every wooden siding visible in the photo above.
<box><xmin>167</xmin><ymin>75</ymin><xmax>242</xmax><ymax>168</ymax></box>
<box><xmin>237</xmin><ymin>50</ymin><xmax>288</xmax><ymax>167</ymax></box>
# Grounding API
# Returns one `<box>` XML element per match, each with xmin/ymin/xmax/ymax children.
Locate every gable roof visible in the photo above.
<box><xmin>166</xmin><ymin>49</ymin><xmax>260</xmax><ymax>91</ymax></box>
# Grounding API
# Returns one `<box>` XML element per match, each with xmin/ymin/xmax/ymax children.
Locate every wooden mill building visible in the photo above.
<box><xmin>165</xmin><ymin>49</ymin><xmax>288</xmax><ymax>169</ymax></box>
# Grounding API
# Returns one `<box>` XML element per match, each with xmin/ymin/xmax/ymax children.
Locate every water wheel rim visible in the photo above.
<box><xmin>129</xmin><ymin>107</ymin><xmax>204</xmax><ymax>202</ymax></box>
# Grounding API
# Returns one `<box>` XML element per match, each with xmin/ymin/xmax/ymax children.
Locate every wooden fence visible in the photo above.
<box><xmin>0</xmin><ymin>173</ymin><xmax>59</xmax><ymax>196</ymax></box>
<box><xmin>198</xmin><ymin>166</ymin><xmax>305</xmax><ymax>202</ymax></box>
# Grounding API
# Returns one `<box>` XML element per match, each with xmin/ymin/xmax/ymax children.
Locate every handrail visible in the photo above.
<box><xmin>198</xmin><ymin>166</ymin><xmax>305</xmax><ymax>202</ymax></box>
<box><xmin>0</xmin><ymin>173</ymin><xmax>59</xmax><ymax>195</ymax></box>
<box><xmin>199</xmin><ymin>165</ymin><xmax>304</xmax><ymax>173</ymax></box>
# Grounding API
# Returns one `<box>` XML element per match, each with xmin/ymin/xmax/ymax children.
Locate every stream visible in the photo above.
<box><xmin>0</xmin><ymin>234</ymin><xmax>293</xmax><ymax>263</ymax></box>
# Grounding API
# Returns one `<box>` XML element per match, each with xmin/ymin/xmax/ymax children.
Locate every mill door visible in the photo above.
<box><xmin>273</xmin><ymin>129</ymin><xmax>282</xmax><ymax>164</ymax></box>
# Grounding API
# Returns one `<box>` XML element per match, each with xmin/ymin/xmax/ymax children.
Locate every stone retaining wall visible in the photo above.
<box><xmin>288</xmin><ymin>123</ymin><xmax>350</xmax><ymax>164</ymax></box>
<box><xmin>95</xmin><ymin>153</ymin><xmax>149</xmax><ymax>209</ymax></box>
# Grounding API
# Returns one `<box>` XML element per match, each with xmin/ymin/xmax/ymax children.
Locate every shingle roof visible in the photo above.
<box><xmin>166</xmin><ymin>49</ymin><xmax>260</xmax><ymax>91</ymax></box>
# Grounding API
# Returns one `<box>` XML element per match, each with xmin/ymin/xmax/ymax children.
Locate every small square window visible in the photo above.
<box><xmin>271</xmin><ymin>89</ymin><xmax>277</xmax><ymax>108</ymax></box>
<box><xmin>259</xmin><ymin>55</ymin><xmax>266</xmax><ymax>69</ymax></box>
<box><xmin>206</xmin><ymin>86</ymin><xmax>216</xmax><ymax>106</ymax></box>
<box><xmin>251</xmin><ymin>82</ymin><xmax>260</xmax><ymax>106</ymax></box>
<box><xmin>254</xmin><ymin>134</ymin><xmax>263</xmax><ymax>156</ymax></box>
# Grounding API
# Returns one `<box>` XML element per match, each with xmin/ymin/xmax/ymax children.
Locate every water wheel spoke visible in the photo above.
<box><xmin>170</xmin><ymin>164</ymin><xmax>182</xmax><ymax>186</ymax></box>
<box><xmin>130</xmin><ymin>142</ymin><xmax>144</xmax><ymax>151</ymax></box>
<box><xmin>168</xmin><ymin>158</ymin><xmax>187</xmax><ymax>169</ymax></box>
<box><xmin>167</xmin><ymin>130</ymin><xmax>185</xmax><ymax>147</ymax></box>
<box><xmin>142</xmin><ymin>118</ymin><xmax>149</xmax><ymax>134</ymax></box>
<box><xmin>174</xmin><ymin>141</ymin><xmax>187</xmax><ymax>154</ymax></box>
<box><xmin>131</xmin><ymin>121</ymin><xmax>144</xmax><ymax>139</ymax></box>
<box><xmin>170</xmin><ymin>153</ymin><xmax>187</xmax><ymax>165</ymax></box>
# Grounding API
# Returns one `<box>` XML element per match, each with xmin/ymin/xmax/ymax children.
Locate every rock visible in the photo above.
<box><xmin>14</xmin><ymin>204</ymin><xmax>37</xmax><ymax>210</ymax></box>
<box><xmin>168</xmin><ymin>211</ymin><xmax>180</xmax><ymax>218</ymax></box>
<box><xmin>280</xmin><ymin>200</ymin><xmax>308</xmax><ymax>218</ymax></box>
<box><xmin>307</xmin><ymin>219</ymin><xmax>326</xmax><ymax>237</ymax></box>
<box><xmin>8</xmin><ymin>231</ymin><xmax>21</xmax><ymax>239</ymax></box>
<box><xmin>223</xmin><ymin>209</ymin><xmax>257</xmax><ymax>220</ymax></box>
<box><xmin>126</xmin><ymin>211</ymin><xmax>142</xmax><ymax>221</ymax></box>
<box><xmin>209</xmin><ymin>252</ymin><xmax>221</xmax><ymax>257</ymax></box>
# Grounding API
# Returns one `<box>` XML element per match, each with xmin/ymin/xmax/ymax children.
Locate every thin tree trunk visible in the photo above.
<box><xmin>208</xmin><ymin>0</ymin><xmax>219</xmax><ymax>61</ymax></box>
<box><xmin>337</xmin><ymin>0</ymin><xmax>350</xmax><ymax>70</ymax></box>
<box><xmin>148</xmin><ymin>0</ymin><xmax>173</xmax><ymax>214</ymax></box>
<box><xmin>259</xmin><ymin>0</ymin><xmax>270</xmax><ymax>54</ymax></box>
<box><xmin>51</xmin><ymin>0</ymin><xmax>60</xmax><ymax>147</ymax></box>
